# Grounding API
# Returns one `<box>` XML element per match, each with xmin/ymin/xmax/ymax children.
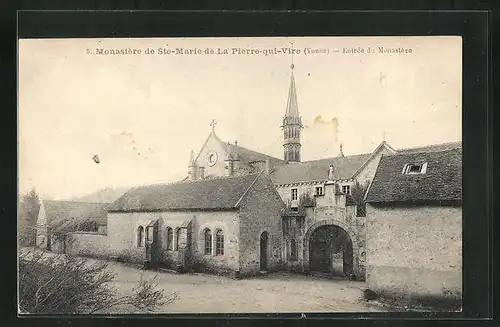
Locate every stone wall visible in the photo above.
<box><xmin>276</xmin><ymin>181</ymin><xmax>355</xmax><ymax>205</ymax></box>
<box><xmin>65</xmin><ymin>232</ymin><xmax>112</xmax><ymax>258</ymax></box>
<box><xmin>365</xmin><ymin>204</ymin><xmax>462</xmax><ymax>306</ymax></box>
<box><xmin>185</xmin><ymin>211</ymin><xmax>240</xmax><ymax>274</ymax></box>
<box><xmin>281</xmin><ymin>182</ymin><xmax>366</xmax><ymax>279</ymax></box>
<box><xmin>106</xmin><ymin>212</ymin><xmax>144</xmax><ymax>263</ymax></box>
<box><xmin>193</xmin><ymin>133</ymin><xmax>229</xmax><ymax>178</ymax></box>
<box><xmin>238</xmin><ymin>173</ymin><xmax>285</xmax><ymax>276</ymax></box>
<box><xmin>107</xmin><ymin>210</ymin><xmax>240</xmax><ymax>272</ymax></box>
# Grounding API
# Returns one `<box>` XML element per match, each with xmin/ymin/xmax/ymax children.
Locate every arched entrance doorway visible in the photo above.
<box><xmin>309</xmin><ymin>225</ymin><xmax>353</xmax><ymax>277</ymax></box>
<box><xmin>260</xmin><ymin>231</ymin><xmax>268</xmax><ymax>271</ymax></box>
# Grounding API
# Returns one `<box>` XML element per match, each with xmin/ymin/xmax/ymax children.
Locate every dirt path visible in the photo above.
<box><xmin>19</xmin><ymin>249</ymin><xmax>381</xmax><ymax>313</ymax></box>
<box><xmin>105</xmin><ymin>261</ymin><xmax>380</xmax><ymax>313</ymax></box>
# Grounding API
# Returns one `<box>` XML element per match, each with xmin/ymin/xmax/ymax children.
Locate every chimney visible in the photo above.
<box><xmin>265</xmin><ymin>158</ymin><xmax>271</xmax><ymax>174</ymax></box>
<box><xmin>235</xmin><ymin>140</ymin><xmax>238</xmax><ymax>145</ymax></box>
<box><xmin>198</xmin><ymin>167</ymin><xmax>205</xmax><ymax>179</ymax></box>
<box><xmin>225</xmin><ymin>152</ymin><xmax>234</xmax><ymax>176</ymax></box>
<box><xmin>188</xmin><ymin>150</ymin><xmax>198</xmax><ymax>181</ymax></box>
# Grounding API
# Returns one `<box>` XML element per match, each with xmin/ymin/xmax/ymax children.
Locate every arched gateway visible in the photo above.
<box><xmin>303</xmin><ymin>219</ymin><xmax>360</xmax><ymax>279</ymax></box>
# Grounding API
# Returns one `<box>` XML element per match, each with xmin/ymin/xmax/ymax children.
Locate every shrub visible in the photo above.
<box><xmin>18</xmin><ymin>249</ymin><xmax>177</xmax><ymax>314</ymax></box>
<box><xmin>192</xmin><ymin>255</ymin><xmax>232</xmax><ymax>276</ymax></box>
<box><xmin>351</xmin><ymin>181</ymin><xmax>370</xmax><ymax>217</ymax></box>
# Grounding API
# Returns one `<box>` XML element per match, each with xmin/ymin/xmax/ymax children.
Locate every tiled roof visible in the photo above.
<box><xmin>43</xmin><ymin>200</ymin><xmax>109</xmax><ymax>228</ymax></box>
<box><xmin>270</xmin><ymin>153</ymin><xmax>371</xmax><ymax>185</ymax></box>
<box><xmin>365</xmin><ymin>148</ymin><xmax>462</xmax><ymax>203</ymax></box>
<box><xmin>107</xmin><ymin>174</ymin><xmax>261</xmax><ymax>212</ymax></box>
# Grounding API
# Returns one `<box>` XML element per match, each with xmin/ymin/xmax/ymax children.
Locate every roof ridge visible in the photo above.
<box><xmin>129</xmin><ymin>173</ymin><xmax>261</xmax><ymax>189</ymax></box>
<box><xmin>276</xmin><ymin>152</ymin><xmax>372</xmax><ymax>166</ymax></box>
<box><xmin>392</xmin><ymin>147</ymin><xmax>462</xmax><ymax>156</ymax></box>
<box><xmin>227</xmin><ymin>142</ymin><xmax>285</xmax><ymax>162</ymax></box>
<box><xmin>45</xmin><ymin>200</ymin><xmax>111</xmax><ymax>205</ymax></box>
<box><xmin>397</xmin><ymin>141</ymin><xmax>462</xmax><ymax>152</ymax></box>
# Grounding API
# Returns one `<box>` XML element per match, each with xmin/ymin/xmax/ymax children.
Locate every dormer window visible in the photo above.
<box><xmin>402</xmin><ymin>163</ymin><xmax>428</xmax><ymax>175</ymax></box>
<box><xmin>291</xmin><ymin>188</ymin><xmax>298</xmax><ymax>201</ymax></box>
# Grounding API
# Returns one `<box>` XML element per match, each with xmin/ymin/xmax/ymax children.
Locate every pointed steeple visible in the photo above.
<box><xmin>281</xmin><ymin>61</ymin><xmax>303</xmax><ymax>163</ymax></box>
<box><xmin>285</xmin><ymin>64</ymin><xmax>299</xmax><ymax>117</ymax></box>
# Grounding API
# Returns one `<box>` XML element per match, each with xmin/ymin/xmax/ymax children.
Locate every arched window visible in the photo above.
<box><xmin>175</xmin><ymin>228</ymin><xmax>181</xmax><ymax>250</ymax></box>
<box><xmin>215</xmin><ymin>229</ymin><xmax>224</xmax><ymax>256</ymax></box>
<box><xmin>204</xmin><ymin>229</ymin><xmax>212</xmax><ymax>255</ymax></box>
<box><xmin>137</xmin><ymin>226</ymin><xmax>144</xmax><ymax>247</ymax></box>
<box><xmin>166</xmin><ymin>227</ymin><xmax>173</xmax><ymax>251</ymax></box>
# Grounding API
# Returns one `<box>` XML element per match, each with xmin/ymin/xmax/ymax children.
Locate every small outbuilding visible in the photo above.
<box><xmin>105</xmin><ymin>172</ymin><xmax>285</xmax><ymax>277</ymax></box>
<box><xmin>364</xmin><ymin>147</ymin><xmax>462</xmax><ymax>308</ymax></box>
<box><xmin>35</xmin><ymin>200</ymin><xmax>109</xmax><ymax>253</ymax></box>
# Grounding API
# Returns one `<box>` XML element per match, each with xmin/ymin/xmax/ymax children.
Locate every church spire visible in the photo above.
<box><xmin>285</xmin><ymin>64</ymin><xmax>299</xmax><ymax>117</ymax></box>
<box><xmin>281</xmin><ymin>55</ymin><xmax>303</xmax><ymax>164</ymax></box>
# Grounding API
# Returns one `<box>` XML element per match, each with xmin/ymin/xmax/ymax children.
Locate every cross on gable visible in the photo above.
<box><xmin>210</xmin><ymin>119</ymin><xmax>217</xmax><ymax>132</ymax></box>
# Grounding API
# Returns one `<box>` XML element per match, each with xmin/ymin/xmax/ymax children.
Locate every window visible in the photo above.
<box><xmin>403</xmin><ymin>163</ymin><xmax>428</xmax><ymax>175</ymax></box>
<box><xmin>166</xmin><ymin>227</ymin><xmax>173</xmax><ymax>251</ymax></box>
<box><xmin>291</xmin><ymin>188</ymin><xmax>298</xmax><ymax>201</ymax></box>
<box><xmin>204</xmin><ymin>229</ymin><xmax>212</xmax><ymax>255</ymax></box>
<box><xmin>175</xmin><ymin>228</ymin><xmax>181</xmax><ymax>250</ymax></box>
<box><xmin>215</xmin><ymin>230</ymin><xmax>224</xmax><ymax>256</ymax></box>
<box><xmin>315</xmin><ymin>186</ymin><xmax>324</xmax><ymax>196</ymax></box>
<box><xmin>137</xmin><ymin>226</ymin><xmax>144</xmax><ymax>247</ymax></box>
<box><xmin>289</xmin><ymin>239</ymin><xmax>298</xmax><ymax>261</ymax></box>
<box><xmin>342</xmin><ymin>185</ymin><xmax>351</xmax><ymax>195</ymax></box>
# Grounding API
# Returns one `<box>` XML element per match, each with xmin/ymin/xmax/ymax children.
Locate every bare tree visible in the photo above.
<box><xmin>351</xmin><ymin>181</ymin><xmax>370</xmax><ymax>217</ymax></box>
<box><xmin>18</xmin><ymin>249</ymin><xmax>177</xmax><ymax>314</ymax></box>
<box><xmin>19</xmin><ymin>189</ymin><xmax>41</xmax><ymax>246</ymax></box>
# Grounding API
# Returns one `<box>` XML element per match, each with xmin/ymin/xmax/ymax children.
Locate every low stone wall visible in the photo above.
<box><xmin>65</xmin><ymin>232</ymin><xmax>146</xmax><ymax>264</ymax></box>
<box><xmin>65</xmin><ymin>232</ymin><xmax>112</xmax><ymax>258</ymax></box>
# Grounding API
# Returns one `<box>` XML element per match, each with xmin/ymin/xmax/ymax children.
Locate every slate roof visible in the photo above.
<box><xmin>365</xmin><ymin>148</ymin><xmax>462</xmax><ymax>203</ymax></box>
<box><xmin>270</xmin><ymin>153</ymin><xmax>372</xmax><ymax>185</ymax></box>
<box><xmin>42</xmin><ymin>200</ymin><xmax>109</xmax><ymax>230</ymax></box>
<box><xmin>107</xmin><ymin>174</ymin><xmax>262</xmax><ymax>212</ymax></box>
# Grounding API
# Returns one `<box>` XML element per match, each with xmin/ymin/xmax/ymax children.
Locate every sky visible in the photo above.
<box><xmin>18</xmin><ymin>36</ymin><xmax>462</xmax><ymax>200</ymax></box>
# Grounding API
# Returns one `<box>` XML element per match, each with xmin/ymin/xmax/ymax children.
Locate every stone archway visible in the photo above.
<box><xmin>303</xmin><ymin>219</ymin><xmax>360</xmax><ymax>278</ymax></box>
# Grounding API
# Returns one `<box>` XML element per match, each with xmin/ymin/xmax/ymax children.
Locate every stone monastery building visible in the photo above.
<box><xmin>36</xmin><ymin>64</ymin><xmax>462</xmax><ymax>305</ymax></box>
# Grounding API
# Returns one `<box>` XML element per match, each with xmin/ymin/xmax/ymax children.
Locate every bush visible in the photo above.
<box><xmin>18</xmin><ymin>249</ymin><xmax>178</xmax><ymax>314</ymax></box>
<box><xmin>192</xmin><ymin>256</ymin><xmax>233</xmax><ymax>276</ymax></box>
